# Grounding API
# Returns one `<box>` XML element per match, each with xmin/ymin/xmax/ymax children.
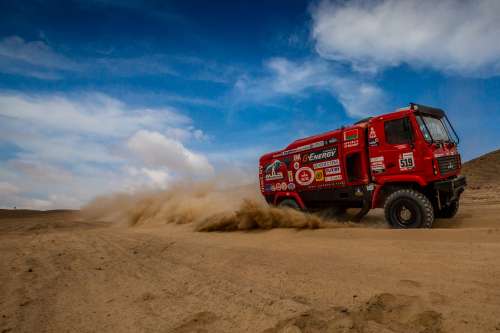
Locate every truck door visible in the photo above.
<box><xmin>370</xmin><ymin>116</ymin><xmax>416</xmax><ymax>178</ymax></box>
<box><xmin>342</xmin><ymin>127</ymin><xmax>370</xmax><ymax>186</ymax></box>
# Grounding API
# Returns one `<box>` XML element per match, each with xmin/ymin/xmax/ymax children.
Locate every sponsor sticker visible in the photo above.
<box><xmin>344</xmin><ymin>128</ymin><xmax>359</xmax><ymax>141</ymax></box>
<box><xmin>264</xmin><ymin>160</ymin><xmax>284</xmax><ymax>181</ymax></box>
<box><xmin>313</xmin><ymin>159</ymin><xmax>340</xmax><ymax>169</ymax></box>
<box><xmin>287</xmin><ymin>171</ymin><xmax>293</xmax><ymax>182</ymax></box>
<box><xmin>275</xmin><ymin>183</ymin><xmax>281</xmax><ymax>191</ymax></box>
<box><xmin>274</xmin><ymin>141</ymin><xmax>325</xmax><ymax>157</ymax></box>
<box><xmin>315</xmin><ymin>169</ymin><xmax>324</xmax><ymax>182</ymax></box>
<box><xmin>368</xmin><ymin>127</ymin><xmax>379</xmax><ymax>146</ymax></box>
<box><xmin>293</xmin><ymin>154</ymin><xmax>301</xmax><ymax>161</ymax></box>
<box><xmin>369</xmin><ymin>127</ymin><xmax>377</xmax><ymax>139</ymax></box>
<box><xmin>281</xmin><ymin>182</ymin><xmax>287</xmax><ymax>191</ymax></box>
<box><xmin>287</xmin><ymin>183</ymin><xmax>296</xmax><ymax>191</ymax></box>
<box><xmin>344</xmin><ymin>140</ymin><xmax>359</xmax><ymax>148</ymax></box>
<box><xmin>325</xmin><ymin>175</ymin><xmax>342</xmax><ymax>182</ymax></box>
<box><xmin>295</xmin><ymin>167</ymin><xmax>315</xmax><ymax>186</ymax></box>
<box><xmin>399</xmin><ymin>152</ymin><xmax>415</xmax><ymax>171</ymax></box>
<box><xmin>271</xmin><ymin>184</ymin><xmax>275</xmax><ymax>192</ymax></box>
<box><xmin>325</xmin><ymin>166</ymin><xmax>341</xmax><ymax>175</ymax></box>
<box><xmin>293</xmin><ymin>161</ymin><xmax>300</xmax><ymax>170</ymax></box>
<box><xmin>303</xmin><ymin>147</ymin><xmax>338</xmax><ymax>163</ymax></box>
<box><xmin>370</xmin><ymin>156</ymin><xmax>385</xmax><ymax>174</ymax></box>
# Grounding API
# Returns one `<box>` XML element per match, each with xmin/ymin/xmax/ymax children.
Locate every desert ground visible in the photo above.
<box><xmin>1</xmin><ymin>150</ymin><xmax>500</xmax><ymax>333</ymax></box>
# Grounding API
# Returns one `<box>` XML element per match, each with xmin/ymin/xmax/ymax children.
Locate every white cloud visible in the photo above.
<box><xmin>0</xmin><ymin>92</ymin><xmax>212</xmax><ymax>209</ymax></box>
<box><xmin>140</xmin><ymin>168</ymin><xmax>172</xmax><ymax>187</ymax></box>
<box><xmin>0</xmin><ymin>92</ymin><xmax>190</xmax><ymax>138</ymax></box>
<box><xmin>0</xmin><ymin>36</ymin><xmax>176</xmax><ymax>80</ymax></box>
<box><xmin>125</xmin><ymin>166</ymin><xmax>173</xmax><ymax>189</ymax></box>
<box><xmin>233</xmin><ymin>58</ymin><xmax>330</xmax><ymax>101</ymax></box>
<box><xmin>233</xmin><ymin>57</ymin><xmax>385</xmax><ymax>117</ymax></box>
<box><xmin>264</xmin><ymin>57</ymin><xmax>333</xmax><ymax>94</ymax></box>
<box><xmin>0</xmin><ymin>181</ymin><xmax>55</xmax><ymax>209</ymax></box>
<box><xmin>311</xmin><ymin>0</ymin><xmax>500</xmax><ymax>76</ymax></box>
<box><xmin>0</xmin><ymin>36</ymin><xmax>243</xmax><ymax>83</ymax></box>
<box><xmin>127</xmin><ymin>130</ymin><xmax>214</xmax><ymax>176</ymax></box>
<box><xmin>0</xmin><ymin>36</ymin><xmax>76</xmax><ymax>70</ymax></box>
<box><xmin>331</xmin><ymin>79</ymin><xmax>386</xmax><ymax>117</ymax></box>
<box><xmin>0</xmin><ymin>181</ymin><xmax>19</xmax><ymax>194</ymax></box>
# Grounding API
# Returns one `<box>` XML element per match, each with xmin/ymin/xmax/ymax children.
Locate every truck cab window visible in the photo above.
<box><xmin>384</xmin><ymin>117</ymin><xmax>413</xmax><ymax>144</ymax></box>
<box><xmin>416</xmin><ymin>115</ymin><xmax>451</xmax><ymax>143</ymax></box>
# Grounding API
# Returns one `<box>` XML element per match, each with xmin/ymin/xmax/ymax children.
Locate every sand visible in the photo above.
<box><xmin>0</xmin><ymin>198</ymin><xmax>499</xmax><ymax>333</ymax></box>
<box><xmin>1</xmin><ymin>151</ymin><xmax>500</xmax><ymax>333</ymax></box>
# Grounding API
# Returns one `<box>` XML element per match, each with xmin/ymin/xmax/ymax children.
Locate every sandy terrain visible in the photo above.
<box><xmin>1</xmin><ymin>151</ymin><xmax>500</xmax><ymax>333</ymax></box>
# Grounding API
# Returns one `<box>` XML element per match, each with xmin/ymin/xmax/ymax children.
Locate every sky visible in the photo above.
<box><xmin>0</xmin><ymin>0</ymin><xmax>499</xmax><ymax>209</ymax></box>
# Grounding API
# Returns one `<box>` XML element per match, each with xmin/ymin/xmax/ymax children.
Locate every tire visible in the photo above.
<box><xmin>278</xmin><ymin>199</ymin><xmax>300</xmax><ymax>210</ymax></box>
<box><xmin>436</xmin><ymin>201</ymin><xmax>459</xmax><ymax>219</ymax></box>
<box><xmin>384</xmin><ymin>189</ymin><xmax>434</xmax><ymax>228</ymax></box>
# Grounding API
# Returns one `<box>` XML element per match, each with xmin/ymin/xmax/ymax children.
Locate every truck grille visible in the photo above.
<box><xmin>437</xmin><ymin>155</ymin><xmax>460</xmax><ymax>174</ymax></box>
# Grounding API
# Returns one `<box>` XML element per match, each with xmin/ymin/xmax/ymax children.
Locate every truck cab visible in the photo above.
<box><xmin>366</xmin><ymin>103</ymin><xmax>465</xmax><ymax>227</ymax></box>
<box><xmin>259</xmin><ymin>103</ymin><xmax>466</xmax><ymax>228</ymax></box>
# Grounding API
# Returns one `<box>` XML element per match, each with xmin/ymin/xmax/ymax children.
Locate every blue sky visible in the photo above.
<box><xmin>0</xmin><ymin>0</ymin><xmax>499</xmax><ymax>209</ymax></box>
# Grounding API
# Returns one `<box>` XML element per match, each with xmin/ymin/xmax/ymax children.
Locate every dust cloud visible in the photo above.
<box><xmin>81</xmin><ymin>181</ymin><xmax>344</xmax><ymax>231</ymax></box>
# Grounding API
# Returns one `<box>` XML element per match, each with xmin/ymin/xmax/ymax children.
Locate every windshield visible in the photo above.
<box><xmin>416</xmin><ymin>115</ymin><xmax>452</xmax><ymax>143</ymax></box>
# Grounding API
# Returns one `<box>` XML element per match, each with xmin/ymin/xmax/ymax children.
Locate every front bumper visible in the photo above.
<box><xmin>434</xmin><ymin>175</ymin><xmax>466</xmax><ymax>203</ymax></box>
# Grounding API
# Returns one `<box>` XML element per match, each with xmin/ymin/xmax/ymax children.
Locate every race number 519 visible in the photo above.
<box><xmin>399</xmin><ymin>152</ymin><xmax>415</xmax><ymax>170</ymax></box>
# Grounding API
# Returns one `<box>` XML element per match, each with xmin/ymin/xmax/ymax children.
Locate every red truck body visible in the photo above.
<box><xmin>259</xmin><ymin>103</ymin><xmax>466</xmax><ymax>228</ymax></box>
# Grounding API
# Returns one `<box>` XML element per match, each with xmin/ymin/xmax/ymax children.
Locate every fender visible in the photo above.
<box><xmin>376</xmin><ymin>174</ymin><xmax>428</xmax><ymax>187</ymax></box>
<box><xmin>371</xmin><ymin>185</ymin><xmax>384</xmax><ymax>209</ymax></box>
<box><xmin>273</xmin><ymin>192</ymin><xmax>306</xmax><ymax>209</ymax></box>
<box><xmin>371</xmin><ymin>175</ymin><xmax>428</xmax><ymax>208</ymax></box>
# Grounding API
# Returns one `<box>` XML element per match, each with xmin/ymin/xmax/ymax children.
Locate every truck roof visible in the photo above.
<box><xmin>259</xmin><ymin>122</ymin><xmax>367</xmax><ymax>162</ymax></box>
<box><xmin>259</xmin><ymin>103</ymin><xmax>445</xmax><ymax>162</ymax></box>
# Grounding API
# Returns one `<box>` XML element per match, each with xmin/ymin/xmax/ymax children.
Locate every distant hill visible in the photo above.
<box><xmin>462</xmin><ymin>149</ymin><xmax>500</xmax><ymax>190</ymax></box>
<box><xmin>0</xmin><ymin>209</ymin><xmax>77</xmax><ymax>219</ymax></box>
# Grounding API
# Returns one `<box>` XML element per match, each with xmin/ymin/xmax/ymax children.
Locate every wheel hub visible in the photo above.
<box><xmin>399</xmin><ymin>206</ymin><xmax>412</xmax><ymax>221</ymax></box>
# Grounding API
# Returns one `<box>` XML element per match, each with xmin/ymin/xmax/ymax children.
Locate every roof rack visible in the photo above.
<box><xmin>409</xmin><ymin>102</ymin><xmax>445</xmax><ymax>118</ymax></box>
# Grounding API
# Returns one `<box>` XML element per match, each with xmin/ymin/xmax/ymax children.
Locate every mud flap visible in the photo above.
<box><xmin>434</xmin><ymin>175</ymin><xmax>466</xmax><ymax>206</ymax></box>
<box><xmin>352</xmin><ymin>200</ymin><xmax>370</xmax><ymax>222</ymax></box>
<box><xmin>351</xmin><ymin>186</ymin><xmax>373</xmax><ymax>222</ymax></box>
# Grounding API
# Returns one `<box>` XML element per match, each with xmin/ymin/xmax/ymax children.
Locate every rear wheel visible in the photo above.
<box><xmin>384</xmin><ymin>189</ymin><xmax>434</xmax><ymax>228</ymax></box>
<box><xmin>278</xmin><ymin>199</ymin><xmax>300</xmax><ymax>210</ymax></box>
<box><xmin>436</xmin><ymin>201</ymin><xmax>459</xmax><ymax>218</ymax></box>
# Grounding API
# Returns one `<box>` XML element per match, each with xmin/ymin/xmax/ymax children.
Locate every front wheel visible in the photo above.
<box><xmin>435</xmin><ymin>201</ymin><xmax>459</xmax><ymax>219</ymax></box>
<box><xmin>384</xmin><ymin>189</ymin><xmax>434</xmax><ymax>228</ymax></box>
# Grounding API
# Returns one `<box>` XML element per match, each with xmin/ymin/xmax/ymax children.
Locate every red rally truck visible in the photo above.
<box><xmin>259</xmin><ymin>103</ymin><xmax>466</xmax><ymax>228</ymax></box>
